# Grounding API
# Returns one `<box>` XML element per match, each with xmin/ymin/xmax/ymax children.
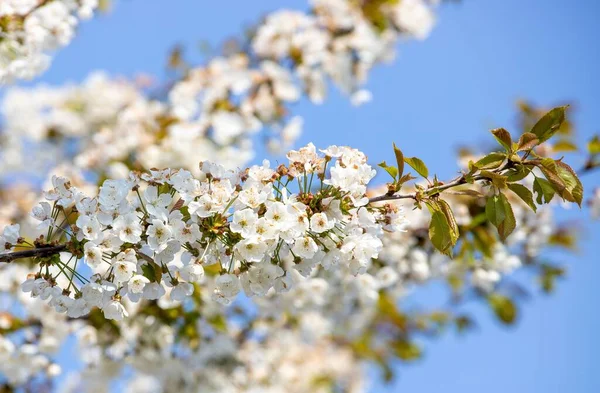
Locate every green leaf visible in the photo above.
<box><xmin>485</xmin><ymin>194</ymin><xmax>506</xmax><ymax>226</ymax></box>
<box><xmin>207</xmin><ymin>314</ymin><xmax>228</xmax><ymax>332</ymax></box>
<box><xmin>378</xmin><ymin>292</ymin><xmax>408</xmax><ymax>330</ymax></box>
<box><xmin>446</xmin><ymin>188</ymin><xmax>484</xmax><ymax>198</ymax></box>
<box><xmin>472</xmin><ymin>152</ymin><xmax>506</xmax><ymax>170</ymax></box>
<box><xmin>588</xmin><ymin>135</ymin><xmax>600</xmax><ymax>155</ymax></box>
<box><xmin>491</xmin><ymin>128</ymin><xmax>513</xmax><ymax>152</ymax></box>
<box><xmin>531</xmin><ymin>106</ymin><xmax>568</xmax><ymax>143</ymax></box>
<box><xmin>505</xmin><ymin>165</ymin><xmax>531</xmax><ymax>182</ymax></box>
<box><xmin>471</xmin><ymin>227</ymin><xmax>496</xmax><ymax>258</ymax></box>
<box><xmin>141</xmin><ymin>261</ymin><xmax>161</xmax><ymax>282</ymax></box>
<box><xmin>486</xmin><ymin>192</ymin><xmax>516</xmax><ymax>241</ymax></box>
<box><xmin>497</xmin><ymin>200</ymin><xmax>517</xmax><ymax>241</ymax></box>
<box><xmin>507</xmin><ymin>183</ymin><xmax>537</xmax><ymax>212</ymax></box>
<box><xmin>556</xmin><ymin>161</ymin><xmax>584</xmax><ymax>207</ymax></box>
<box><xmin>553</xmin><ymin>140</ymin><xmax>578</xmax><ymax>152</ymax></box>
<box><xmin>533</xmin><ymin>177</ymin><xmax>556</xmax><ymax>204</ymax></box>
<box><xmin>393</xmin><ymin>143</ymin><xmax>405</xmax><ymax>179</ymax></box>
<box><xmin>397</xmin><ymin>173</ymin><xmax>416</xmax><ymax>188</ymax></box>
<box><xmin>404</xmin><ymin>156</ymin><xmax>429</xmax><ymax>178</ymax></box>
<box><xmin>538</xmin><ymin>158</ymin><xmax>583</xmax><ymax>206</ymax></box>
<box><xmin>392</xmin><ymin>340</ymin><xmax>422</xmax><ymax>361</ymax></box>
<box><xmin>378</xmin><ymin>161</ymin><xmax>398</xmax><ymax>180</ymax></box>
<box><xmin>480</xmin><ymin>170</ymin><xmax>508</xmax><ymax>189</ymax></box>
<box><xmin>428</xmin><ymin>208</ymin><xmax>454</xmax><ymax>256</ymax></box>
<box><xmin>539</xmin><ymin>158</ymin><xmax>568</xmax><ymax>197</ymax></box>
<box><xmin>488</xmin><ymin>294</ymin><xmax>517</xmax><ymax>325</ymax></box>
<box><xmin>438</xmin><ymin>199</ymin><xmax>460</xmax><ymax>245</ymax></box>
<box><xmin>539</xmin><ymin>264</ymin><xmax>566</xmax><ymax>293</ymax></box>
<box><xmin>455</xmin><ymin>315</ymin><xmax>475</xmax><ymax>334</ymax></box>
<box><xmin>516</xmin><ymin>132</ymin><xmax>539</xmax><ymax>151</ymax></box>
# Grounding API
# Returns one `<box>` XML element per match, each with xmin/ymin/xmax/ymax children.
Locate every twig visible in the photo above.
<box><xmin>0</xmin><ymin>245</ymin><xmax>67</xmax><ymax>263</ymax></box>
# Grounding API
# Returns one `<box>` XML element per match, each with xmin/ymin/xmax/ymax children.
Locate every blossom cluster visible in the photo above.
<box><xmin>250</xmin><ymin>0</ymin><xmax>435</xmax><ymax>103</ymax></box>
<box><xmin>67</xmin><ymin>324</ymin><xmax>365</xmax><ymax>393</ymax></box>
<box><xmin>0</xmin><ymin>0</ymin><xmax>98</xmax><ymax>84</ymax></box>
<box><xmin>15</xmin><ymin>144</ymin><xmax>406</xmax><ymax>321</ymax></box>
<box><xmin>248</xmin><ymin>177</ymin><xmax>558</xmax><ymax>343</ymax></box>
<box><xmin>0</xmin><ymin>149</ymin><xmax>579</xmax><ymax>392</ymax></box>
<box><xmin>0</xmin><ymin>0</ymin><xmax>437</xmax><ymax>183</ymax></box>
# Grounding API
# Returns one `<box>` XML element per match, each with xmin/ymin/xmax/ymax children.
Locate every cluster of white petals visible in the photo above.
<box><xmin>0</xmin><ymin>144</ymin><xmax>571</xmax><ymax>392</ymax></box>
<box><xmin>14</xmin><ymin>144</ymin><xmax>408</xmax><ymax>321</ymax></box>
<box><xmin>0</xmin><ymin>0</ymin><xmax>98</xmax><ymax>84</ymax></box>
<box><xmin>0</xmin><ymin>0</ymin><xmax>437</xmax><ymax>182</ymax></box>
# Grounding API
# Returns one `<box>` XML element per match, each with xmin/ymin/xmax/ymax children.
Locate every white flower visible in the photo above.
<box><xmin>236</xmin><ymin>238</ymin><xmax>268</xmax><ymax>262</ymax></box>
<box><xmin>265</xmin><ymin>202</ymin><xmax>291</xmax><ymax>229</ymax></box>
<box><xmin>143</xmin><ymin>282</ymin><xmax>166</xmax><ymax>300</ymax></box>
<box><xmin>170</xmin><ymin>282</ymin><xmax>194</xmax><ymax>301</ymax></box>
<box><xmin>31</xmin><ymin>202</ymin><xmax>54</xmax><ymax>230</ymax></box>
<box><xmin>76</xmin><ymin>215</ymin><xmax>102</xmax><ymax>242</ymax></box>
<box><xmin>147</xmin><ymin>219</ymin><xmax>173</xmax><ymax>252</ymax></box>
<box><xmin>0</xmin><ymin>336</ymin><xmax>15</xmax><ymax>360</ymax></box>
<box><xmin>376</xmin><ymin>266</ymin><xmax>399</xmax><ymax>288</ymax></box>
<box><xmin>471</xmin><ymin>268</ymin><xmax>500</xmax><ymax>293</ymax></box>
<box><xmin>113</xmin><ymin>260</ymin><xmax>136</xmax><ymax>285</ymax></box>
<box><xmin>407</xmin><ymin>249</ymin><xmax>430</xmax><ymax>282</ymax></box>
<box><xmin>188</xmin><ymin>195</ymin><xmax>217</xmax><ymax>218</ymax></box>
<box><xmin>292</xmin><ymin>236</ymin><xmax>318</xmax><ymax>259</ymax></box>
<box><xmin>350</xmin><ymin>89</ymin><xmax>372</xmax><ymax>106</ymax></box>
<box><xmin>238</xmin><ymin>182</ymin><xmax>272</xmax><ymax>209</ymax></box>
<box><xmin>76</xmin><ymin>197</ymin><xmax>98</xmax><ymax>216</ymax></box>
<box><xmin>44</xmin><ymin>176</ymin><xmax>75</xmax><ymax>206</ymax></box>
<box><xmin>81</xmin><ymin>282</ymin><xmax>106</xmax><ymax>307</ymax></box>
<box><xmin>179</xmin><ymin>264</ymin><xmax>205</xmax><ymax>283</ymax></box>
<box><xmin>83</xmin><ymin>242</ymin><xmax>103</xmax><ymax>268</ymax></box>
<box><xmin>172</xmin><ymin>219</ymin><xmax>201</xmax><ymax>244</ymax></box>
<box><xmin>0</xmin><ymin>224</ymin><xmax>20</xmax><ymax>252</ymax></box>
<box><xmin>128</xmin><ymin>275</ymin><xmax>150</xmax><ymax>294</ymax></box>
<box><xmin>67</xmin><ymin>298</ymin><xmax>90</xmax><ymax>318</ymax></box>
<box><xmin>112</xmin><ymin>213</ymin><xmax>142</xmax><ymax>244</ymax></box>
<box><xmin>493</xmin><ymin>245</ymin><xmax>522</xmax><ymax>274</ymax></box>
<box><xmin>154</xmin><ymin>240</ymin><xmax>181</xmax><ymax>265</ymax></box>
<box><xmin>211</xmin><ymin>111</ymin><xmax>246</xmax><ymax>145</ymax></box>
<box><xmin>50</xmin><ymin>294</ymin><xmax>73</xmax><ymax>313</ymax></box>
<box><xmin>143</xmin><ymin>186</ymin><xmax>172</xmax><ymax>219</ymax></box>
<box><xmin>281</xmin><ymin>116</ymin><xmax>303</xmax><ymax>146</ymax></box>
<box><xmin>102</xmin><ymin>300</ymin><xmax>129</xmax><ymax>320</ymax></box>
<box><xmin>274</xmin><ymin>274</ymin><xmax>294</xmax><ymax>293</ymax></box>
<box><xmin>310</xmin><ymin>212</ymin><xmax>334</xmax><ymax>233</ymax></box>
<box><xmin>230</xmin><ymin>209</ymin><xmax>258</xmax><ymax>237</ymax></box>
<box><xmin>98</xmin><ymin>179</ymin><xmax>130</xmax><ymax>209</ymax></box>
<box><xmin>212</xmin><ymin>274</ymin><xmax>241</xmax><ymax>304</ymax></box>
<box><xmin>247</xmin><ymin>160</ymin><xmax>275</xmax><ymax>183</ymax></box>
<box><xmin>392</xmin><ymin>0</ymin><xmax>435</xmax><ymax>40</ymax></box>
<box><xmin>254</xmin><ymin>217</ymin><xmax>277</xmax><ymax>240</ymax></box>
<box><xmin>242</xmin><ymin>263</ymin><xmax>284</xmax><ymax>296</ymax></box>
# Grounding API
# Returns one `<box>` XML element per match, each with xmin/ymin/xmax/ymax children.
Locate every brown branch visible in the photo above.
<box><xmin>368</xmin><ymin>173</ymin><xmax>474</xmax><ymax>203</ymax></box>
<box><xmin>0</xmin><ymin>245</ymin><xmax>67</xmax><ymax>263</ymax></box>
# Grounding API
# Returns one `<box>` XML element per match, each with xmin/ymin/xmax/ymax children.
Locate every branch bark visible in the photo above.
<box><xmin>368</xmin><ymin>173</ymin><xmax>472</xmax><ymax>203</ymax></box>
<box><xmin>0</xmin><ymin>245</ymin><xmax>67</xmax><ymax>263</ymax></box>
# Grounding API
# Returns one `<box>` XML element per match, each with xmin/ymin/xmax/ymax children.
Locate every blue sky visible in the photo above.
<box><xmin>9</xmin><ymin>0</ymin><xmax>600</xmax><ymax>392</ymax></box>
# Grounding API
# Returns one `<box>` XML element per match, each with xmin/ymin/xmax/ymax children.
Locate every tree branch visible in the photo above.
<box><xmin>0</xmin><ymin>245</ymin><xmax>67</xmax><ymax>263</ymax></box>
<box><xmin>368</xmin><ymin>173</ymin><xmax>474</xmax><ymax>203</ymax></box>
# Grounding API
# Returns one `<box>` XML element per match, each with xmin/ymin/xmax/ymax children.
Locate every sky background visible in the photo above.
<box><xmin>9</xmin><ymin>0</ymin><xmax>600</xmax><ymax>392</ymax></box>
